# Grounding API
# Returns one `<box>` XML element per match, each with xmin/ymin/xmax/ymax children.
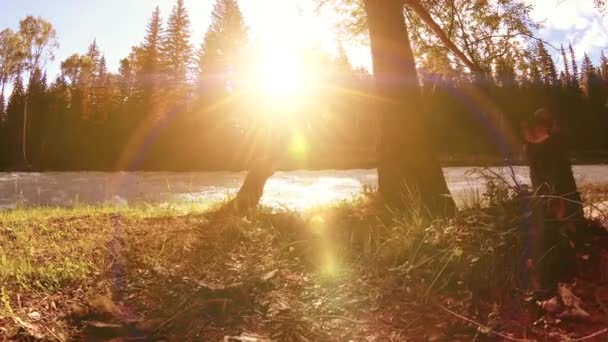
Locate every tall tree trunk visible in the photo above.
<box><xmin>364</xmin><ymin>0</ymin><xmax>455</xmax><ymax>214</ymax></box>
<box><xmin>22</xmin><ymin>96</ymin><xmax>29</xmax><ymax>167</ymax></box>
<box><xmin>1</xmin><ymin>81</ymin><xmax>6</xmax><ymax>105</ymax></box>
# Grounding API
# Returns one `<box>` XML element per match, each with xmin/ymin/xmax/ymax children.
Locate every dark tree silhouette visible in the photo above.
<box><xmin>161</xmin><ymin>0</ymin><xmax>192</xmax><ymax>97</ymax></box>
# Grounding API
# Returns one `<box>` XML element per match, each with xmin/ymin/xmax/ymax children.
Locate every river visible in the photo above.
<box><xmin>1</xmin><ymin>165</ymin><xmax>607</xmax><ymax>210</ymax></box>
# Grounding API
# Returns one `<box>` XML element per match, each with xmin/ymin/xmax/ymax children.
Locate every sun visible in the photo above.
<box><xmin>255</xmin><ymin>47</ymin><xmax>305</xmax><ymax>99</ymax></box>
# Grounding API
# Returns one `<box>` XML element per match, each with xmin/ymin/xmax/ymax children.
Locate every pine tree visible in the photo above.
<box><xmin>143</xmin><ymin>7</ymin><xmax>163</xmax><ymax>72</ymax></box>
<box><xmin>599</xmin><ymin>50</ymin><xmax>608</xmax><ymax>82</ymax></box>
<box><xmin>136</xmin><ymin>7</ymin><xmax>164</xmax><ymax>117</ymax></box>
<box><xmin>560</xmin><ymin>44</ymin><xmax>571</xmax><ymax>86</ymax></box>
<box><xmin>581</xmin><ymin>53</ymin><xmax>594</xmax><ymax>75</ymax></box>
<box><xmin>93</xmin><ymin>55</ymin><xmax>109</xmax><ymax>122</ymax></box>
<box><xmin>495</xmin><ymin>57</ymin><xmax>516</xmax><ymax>86</ymax></box>
<box><xmin>581</xmin><ymin>53</ymin><xmax>601</xmax><ymax>98</ymax></box>
<box><xmin>46</xmin><ymin>76</ymin><xmax>70</xmax><ymax>168</ymax></box>
<box><xmin>86</xmin><ymin>39</ymin><xmax>101</xmax><ymax>71</ymax></box>
<box><xmin>6</xmin><ymin>76</ymin><xmax>25</xmax><ymax>163</ymax></box>
<box><xmin>161</xmin><ymin>0</ymin><xmax>192</xmax><ymax>93</ymax></box>
<box><xmin>197</xmin><ymin>0</ymin><xmax>247</xmax><ymax>91</ymax></box>
<box><xmin>98</xmin><ymin>55</ymin><xmax>107</xmax><ymax>77</ymax></box>
<box><xmin>579</xmin><ymin>53</ymin><xmax>605</xmax><ymax>148</ymax></box>
<box><xmin>536</xmin><ymin>41</ymin><xmax>557</xmax><ymax>86</ymax></box>
<box><xmin>118</xmin><ymin>58</ymin><xmax>135</xmax><ymax>104</ymax></box>
<box><xmin>26</xmin><ymin>68</ymin><xmax>48</xmax><ymax>166</ymax></box>
<box><xmin>528</xmin><ymin>53</ymin><xmax>542</xmax><ymax>85</ymax></box>
<box><xmin>569</xmin><ymin>43</ymin><xmax>579</xmax><ymax>88</ymax></box>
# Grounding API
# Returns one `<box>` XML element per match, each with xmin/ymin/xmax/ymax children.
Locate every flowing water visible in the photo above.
<box><xmin>1</xmin><ymin>165</ymin><xmax>607</xmax><ymax>210</ymax></box>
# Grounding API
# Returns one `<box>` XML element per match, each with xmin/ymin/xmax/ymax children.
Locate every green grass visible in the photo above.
<box><xmin>0</xmin><ymin>203</ymin><xmax>219</xmax><ymax>291</ymax></box>
<box><xmin>1</xmin><ymin>182</ymin><xmax>607</xmax><ymax>341</ymax></box>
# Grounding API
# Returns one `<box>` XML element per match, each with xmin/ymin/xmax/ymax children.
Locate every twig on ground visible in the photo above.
<box><xmin>437</xmin><ymin>304</ymin><xmax>535</xmax><ymax>342</ymax></box>
<box><xmin>316</xmin><ymin>315</ymin><xmax>367</xmax><ymax>325</ymax></box>
<box><xmin>152</xmin><ymin>304</ymin><xmax>195</xmax><ymax>336</ymax></box>
<box><xmin>43</xmin><ymin>325</ymin><xmax>67</xmax><ymax>342</ymax></box>
<box><xmin>151</xmin><ymin>290</ymin><xmax>200</xmax><ymax>335</ymax></box>
<box><xmin>538</xmin><ymin>195</ymin><xmax>608</xmax><ymax>221</ymax></box>
<box><xmin>424</xmin><ymin>251</ymin><xmax>453</xmax><ymax>298</ymax></box>
<box><xmin>568</xmin><ymin>328</ymin><xmax>608</xmax><ymax>341</ymax></box>
<box><xmin>594</xmin><ymin>285</ymin><xmax>608</xmax><ymax>315</ymax></box>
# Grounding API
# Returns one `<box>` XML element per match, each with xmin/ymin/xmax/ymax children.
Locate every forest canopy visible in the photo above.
<box><xmin>0</xmin><ymin>0</ymin><xmax>607</xmax><ymax>171</ymax></box>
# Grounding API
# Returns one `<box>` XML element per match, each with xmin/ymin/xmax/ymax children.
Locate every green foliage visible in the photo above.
<box><xmin>407</xmin><ymin>0</ymin><xmax>539</xmax><ymax>76</ymax></box>
<box><xmin>161</xmin><ymin>0</ymin><xmax>192</xmax><ymax>93</ymax></box>
<box><xmin>321</xmin><ymin>0</ymin><xmax>539</xmax><ymax>77</ymax></box>
<box><xmin>0</xmin><ymin>29</ymin><xmax>24</xmax><ymax>96</ymax></box>
<box><xmin>18</xmin><ymin>16</ymin><xmax>58</xmax><ymax>89</ymax></box>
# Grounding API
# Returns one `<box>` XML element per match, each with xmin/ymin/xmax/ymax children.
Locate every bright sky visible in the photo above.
<box><xmin>527</xmin><ymin>0</ymin><xmax>608</xmax><ymax>69</ymax></box>
<box><xmin>0</xmin><ymin>0</ymin><xmax>606</xmax><ymax>78</ymax></box>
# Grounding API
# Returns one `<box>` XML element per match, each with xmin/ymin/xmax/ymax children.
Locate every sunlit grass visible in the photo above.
<box><xmin>1</xmin><ymin>182</ymin><xmax>608</xmax><ymax>339</ymax></box>
<box><xmin>0</xmin><ymin>201</ymin><xmax>222</xmax><ymax>223</ymax></box>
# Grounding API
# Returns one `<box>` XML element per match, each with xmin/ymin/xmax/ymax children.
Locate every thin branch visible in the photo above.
<box><xmin>452</xmin><ymin>0</ymin><xmax>480</xmax><ymax>69</ymax></box>
<box><xmin>404</xmin><ymin>0</ymin><xmax>482</xmax><ymax>73</ymax></box>
<box><xmin>437</xmin><ymin>304</ymin><xmax>535</xmax><ymax>342</ymax></box>
<box><xmin>537</xmin><ymin>195</ymin><xmax>608</xmax><ymax>220</ymax></box>
<box><xmin>569</xmin><ymin>328</ymin><xmax>608</xmax><ymax>341</ymax></box>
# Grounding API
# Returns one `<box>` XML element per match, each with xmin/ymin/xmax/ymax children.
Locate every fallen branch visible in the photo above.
<box><xmin>437</xmin><ymin>304</ymin><xmax>535</xmax><ymax>342</ymax></box>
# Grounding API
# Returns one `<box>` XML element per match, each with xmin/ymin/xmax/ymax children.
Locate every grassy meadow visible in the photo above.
<box><xmin>1</xmin><ymin>182</ymin><xmax>608</xmax><ymax>341</ymax></box>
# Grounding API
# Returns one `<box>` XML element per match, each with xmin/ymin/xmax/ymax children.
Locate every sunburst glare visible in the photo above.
<box><xmin>257</xmin><ymin>47</ymin><xmax>304</xmax><ymax>98</ymax></box>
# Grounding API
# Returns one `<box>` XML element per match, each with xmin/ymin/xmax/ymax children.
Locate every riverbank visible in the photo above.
<box><xmin>2</xmin><ymin>184</ymin><xmax>608</xmax><ymax>341</ymax></box>
<box><xmin>4</xmin><ymin>165</ymin><xmax>608</xmax><ymax>210</ymax></box>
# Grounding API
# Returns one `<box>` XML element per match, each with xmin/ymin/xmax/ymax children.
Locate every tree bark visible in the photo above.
<box><xmin>231</xmin><ymin>158</ymin><xmax>275</xmax><ymax>214</ymax></box>
<box><xmin>364</xmin><ymin>0</ymin><xmax>455</xmax><ymax>214</ymax></box>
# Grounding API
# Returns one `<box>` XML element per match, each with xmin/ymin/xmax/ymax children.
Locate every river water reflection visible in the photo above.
<box><xmin>1</xmin><ymin>165</ymin><xmax>607</xmax><ymax>210</ymax></box>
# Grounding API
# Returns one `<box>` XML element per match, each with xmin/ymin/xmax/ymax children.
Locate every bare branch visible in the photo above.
<box><xmin>404</xmin><ymin>0</ymin><xmax>482</xmax><ymax>73</ymax></box>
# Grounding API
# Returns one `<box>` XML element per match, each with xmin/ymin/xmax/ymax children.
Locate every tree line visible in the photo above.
<box><xmin>424</xmin><ymin>41</ymin><xmax>608</xmax><ymax>158</ymax></box>
<box><xmin>0</xmin><ymin>0</ymin><xmax>607</xmax><ymax>171</ymax></box>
